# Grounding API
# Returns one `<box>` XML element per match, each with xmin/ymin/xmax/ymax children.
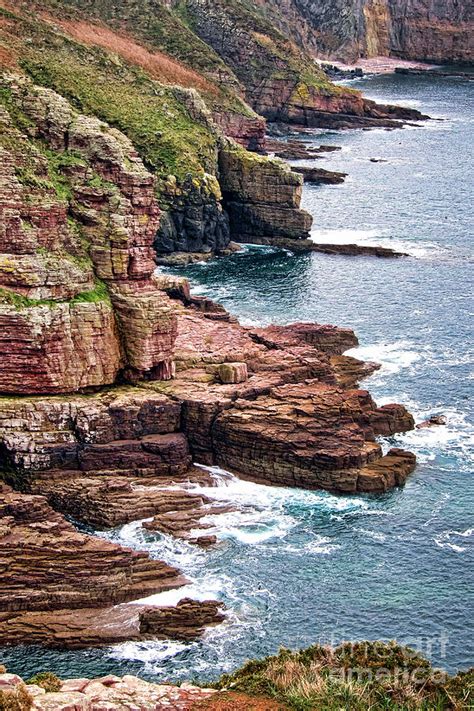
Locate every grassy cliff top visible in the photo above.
<box><xmin>0</xmin><ymin>5</ymin><xmax>221</xmax><ymax>185</ymax></box>
<box><xmin>211</xmin><ymin>642</ymin><xmax>473</xmax><ymax>710</ymax></box>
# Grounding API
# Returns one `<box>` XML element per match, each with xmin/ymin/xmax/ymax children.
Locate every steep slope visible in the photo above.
<box><xmin>172</xmin><ymin>0</ymin><xmax>427</xmax><ymax>127</ymax></box>
<box><xmin>0</xmin><ymin>1</ymin><xmax>317</xmax><ymax>254</ymax></box>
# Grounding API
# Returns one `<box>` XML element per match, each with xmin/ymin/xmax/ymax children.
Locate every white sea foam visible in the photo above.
<box><xmin>373</xmin><ymin>399</ymin><xmax>474</xmax><ymax>467</ymax></box>
<box><xmin>132</xmin><ymin>574</ymin><xmax>228</xmax><ymax>607</ymax></box>
<box><xmin>308</xmin><ymin>227</ymin><xmax>440</xmax><ymax>258</ymax></box>
<box><xmin>434</xmin><ymin>527</ymin><xmax>474</xmax><ymax>553</ymax></box>
<box><xmin>354</xmin><ymin>528</ymin><xmax>387</xmax><ymax>542</ymax></box>
<box><xmin>190</xmin><ymin>465</ymin><xmax>369</xmax><ymax>515</ymax></box>
<box><xmin>110</xmin><ymin>639</ymin><xmax>193</xmax><ymax>666</ymax></box>
<box><xmin>346</xmin><ymin>340</ymin><xmax>421</xmax><ymax>377</ymax></box>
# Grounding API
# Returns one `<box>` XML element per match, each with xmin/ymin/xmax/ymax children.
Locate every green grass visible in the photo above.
<box><xmin>0</xmin><ymin>280</ymin><xmax>110</xmax><ymax>310</ymax></box>
<box><xmin>211</xmin><ymin>642</ymin><xmax>473</xmax><ymax>710</ymax></box>
<box><xmin>20</xmin><ymin>50</ymin><xmax>217</xmax><ymax>184</ymax></box>
<box><xmin>54</xmin><ymin>0</ymin><xmax>234</xmax><ymax>77</ymax></box>
<box><xmin>0</xmin><ymin>5</ymin><xmax>220</xmax><ymax>185</ymax></box>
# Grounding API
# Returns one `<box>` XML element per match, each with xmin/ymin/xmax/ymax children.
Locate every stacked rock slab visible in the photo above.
<box><xmin>147</xmin><ymin>289</ymin><xmax>417</xmax><ymax>493</ymax></box>
<box><xmin>219</xmin><ymin>142</ymin><xmax>313</xmax><ymax>243</ymax></box>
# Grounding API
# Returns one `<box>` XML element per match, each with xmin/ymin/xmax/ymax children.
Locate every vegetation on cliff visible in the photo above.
<box><xmin>212</xmin><ymin>642</ymin><xmax>473</xmax><ymax>710</ymax></box>
<box><xmin>0</xmin><ymin>6</ymin><xmax>218</xmax><ymax>186</ymax></box>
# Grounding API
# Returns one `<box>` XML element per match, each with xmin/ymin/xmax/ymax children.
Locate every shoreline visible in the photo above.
<box><xmin>321</xmin><ymin>56</ymin><xmax>441</xmax><ymax>75</ymax></box>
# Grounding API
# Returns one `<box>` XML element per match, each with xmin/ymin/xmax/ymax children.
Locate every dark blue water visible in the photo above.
<box><xmin>2</xmin><ymin>74</ymin><xmax>473</xmax><ymax>682</ymax></box>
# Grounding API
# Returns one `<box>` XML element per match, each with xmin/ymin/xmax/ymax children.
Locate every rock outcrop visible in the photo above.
<box><xmin>293</xmin><ymin>166</ymin><xmax>347</xmax><ymax>184</ymax></box>
<box><xmin>0</xmin><ymin>669</ymin><xmax>219</xmax><ymax>709</ymax></box>
<box><xmin>219</xmin><ymin>143</ymin><xmax>313</xmax><ymax>242</ymax></box>
<box><xmin>0</xmin><ymin>277</ymin><xmax>417</xmax><ymax>648</ymax></box>
<box><xmin>154</xmin><ymin>174</ymin><xmax>231</xmax><ymax>256</ymax></box>
<box><xmin>0</xmin><ymin>482</ymin><xmax>190</xmax><ymax>647</ymax></box>
<box><xmin>0</xmin><ymin>74</ymin><xmax>178</xmax><ymax>392</ymax></box>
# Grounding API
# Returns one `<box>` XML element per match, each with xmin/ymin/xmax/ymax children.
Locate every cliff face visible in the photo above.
<box><xmin>257</xmin><ymin>0</ymin><xmax>473</xmax><ymax>63</ymax></box>
<box><xmin>0</xmin><ymin>0</ymin><xmax>316</xmax><ymax>256</ymax></box>
<box><xmin>174</xmin><ymin>0</ymin><xmax>427</xmax><ymax>128</ymax></box>
<box><xmin>0</xmin><ymin>0</ymin><xmax>426</xmax><ymax>658</ymax></box>
<box><xmin>385</xmin><ymin>0</ymin><xmax>473</xmax><ymax>64</ymax></box>
<box><xmin>0</xmin><ymin>74</ymin><xmax>177</xmax><ymax>392</ymax></box>
<box><xmin>219</xmin><ymin>144</ymin><xmax>313</xmax><ymax>242</ymax></box>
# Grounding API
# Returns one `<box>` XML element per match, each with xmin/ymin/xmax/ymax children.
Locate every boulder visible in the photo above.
<box><xmin>218</xmin><ymin>362</ymin><xmax>248</xmax><ymax>384</ymax></box>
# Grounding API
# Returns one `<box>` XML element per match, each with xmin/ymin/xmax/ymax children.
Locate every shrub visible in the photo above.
<box><xmin>26</xmin><ymin>672</ymin><xmax>61</xmax><ymax>693</ymax></box>
<box><xmin>0</xmin><ymin>685</ymin><xmax>33</xmax><ymax>711</ymax></box>
<box><xmin>212</xmin><ymin>642</ymin><xmax>473</xmax><ymax>710</ymax></box>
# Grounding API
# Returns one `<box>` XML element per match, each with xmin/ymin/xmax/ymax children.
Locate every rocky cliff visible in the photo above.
<box><xmin>0</xmin><ymin>0</ymin><xmax>318</xmax><ymax>255</ymax></box>
<box><xmin>0</xmin><ymin>0</ymin><xmax>431</xmax><ymax>258</ymax></box>
<box><xmin>0</xmin><ymin>74</ymin><xmax>177</xmax><ymax>391</ymax></box>
<box><xmin>174</xmin><ymin>0</ymin><xmax>427</xmax><ymax>128</ymax></box>
<box><xmin>0</xmin><ymin>0</ymin><xmax>423</xmax><ymax>656</ymax></box>
<box><xmin>256</xmin><ymin>0</ymin><xmax>473</xmax><ymax>64</ymax></box>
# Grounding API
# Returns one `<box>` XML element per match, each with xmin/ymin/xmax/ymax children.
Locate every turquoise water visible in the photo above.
<box><xmin>2</xmin><ymin>74</ymin><xmax>473</xmax><ymax>681</ymax></box>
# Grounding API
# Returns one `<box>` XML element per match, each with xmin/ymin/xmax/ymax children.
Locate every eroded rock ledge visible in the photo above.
<box><xmin>0</xmin><ymin>285</ymin><xmax>417</xmax><ymax>648</ymax></box>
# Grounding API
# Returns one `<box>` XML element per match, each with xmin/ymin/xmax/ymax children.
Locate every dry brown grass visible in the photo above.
<box><xmin>54</xmin><ymin>19</ymin><xmax>217</xmax><ymax>94</ymax></box>
<box><xmin>0</xmin><ymin>44</ymin><xmax>17</xmax><ymax>69</ymax></box>
<box><xmin>192</xmin><ymin>691</ymin><xmax>289</xmax><ymax>710</ymax></box>
<box><xmin>0</xmin><ymin>683</ymin><xmax>33</xmax><ymax>711</ymax></box>
<box><xmin>213</xmin><ymin>642</ymin><xmax>473</xmax><ymax>710</ymax></box>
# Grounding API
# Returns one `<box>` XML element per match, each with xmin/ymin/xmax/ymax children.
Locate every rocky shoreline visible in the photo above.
<box><xmin>0</xmin><ymin>271</ymin><xmax>417</xmax><ymax>649</ymax></box>
<box><xmin>0</xmin><ymin>59</ymin><xmax>419</xmax><ymax>655</ymax></box>
<box><xmin>2</xmin><ymin>0</ymin><xmax>466</xmax><ymax>697</ymax></box>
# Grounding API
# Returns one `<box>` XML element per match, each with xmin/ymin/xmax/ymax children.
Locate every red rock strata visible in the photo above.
<box><xmin>0</xmin><ymin>74</ymin><xmax>176</xmax><ymax>393</ymax></box>
<box><xmin>0</xmin><ymin>284</ymin><xmax>417</xmax><ymax>649</ymax></box>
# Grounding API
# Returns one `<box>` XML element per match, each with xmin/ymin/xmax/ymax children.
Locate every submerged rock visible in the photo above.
<box><xmin>416</xmin><ymin>415</ymin><xmax>447</xmax><ymax>429</ymax></box>
<box><xmin>292</xmin><ymin>166</ymin><xmax>347</xmax><ymax>184</ymax></box>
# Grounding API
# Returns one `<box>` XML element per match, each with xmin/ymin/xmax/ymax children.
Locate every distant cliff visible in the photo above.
<box><xmin>255</xmin><ymin>0</ymin><xmax>473</xmax><ymax>64</ymax></box>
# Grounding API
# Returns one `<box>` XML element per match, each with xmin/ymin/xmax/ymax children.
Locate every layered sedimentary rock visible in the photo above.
<box><xmin>219</xmin><ymin>143</ymin><xmax>313</xmax><ymax>242</ymax></box>
<box><xmin>0</xmin><ymin>74</ymin><xmax>179</xmax><ymax>391</ymax></box>
<box><xmin>0</xmin><ymin>292</ymin><xmax>416</xmax><ymax>501</ymax></box>
<box><xmin>154</xmin><ymin>174</ymin><xmax>231</xmax><ymax>256</ymax></box>
<box><xmin>212</xmin><ymin>110</ymin><xmax>267</xmax><ymax>153</ymax></box>
<box><xmin>292</xmin><ymin>166</ymin><xmax>347</xmax><ymax>184</ymax></box>
<box><xmin>140</xmin><ymin>598</ymin><xmax>226</xmax><ymax>640</ymax></box>
<box><xmin>0</xmin><ymin>482</ymin><xmax>192</xmax><ymax>647</ymax></box>
<box><xmin>212</xmin><ymin>385</ymin><xmax>415</xmax><ymax>492</ymax></box>
<box><xmin>152</xmin><ymin>293</ymin><xmax>416</xmax><ymax>493</ymax></box>
<box><xmin>0</xmin><ymin>282</ymin><xmax>417</xmax><ymax>648</ymax></box>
